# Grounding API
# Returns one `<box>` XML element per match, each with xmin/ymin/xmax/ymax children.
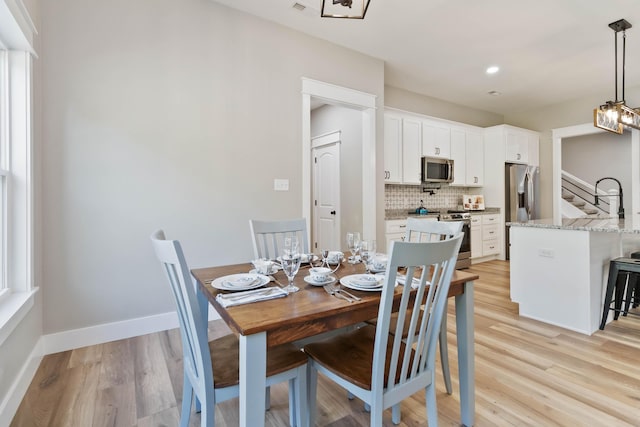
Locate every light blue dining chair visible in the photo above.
<box><xmin>150</xmin><ymin>230</ymin><xmax>307</xmax><ymax>427</ymax></box>
<box><xmin>304</xmin><ymin>234</ymin><xmax>463</xmax><ymax>426</ymax></box>
<box><xmin>249</xmin><ymin>218</ymin><xmax>310</xmax><ymax>259</ymax></box>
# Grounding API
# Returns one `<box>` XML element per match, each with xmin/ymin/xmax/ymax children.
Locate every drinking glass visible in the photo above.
<box><xmin>346</xmin><ymin>232</ymin><xmax>361</xmax><ymax>264</ymax></box>
<box><xmin>280</xmin><ymin>237</ymin><xmax>301</xmax><ymax>293</ymax></box>
<box><xmin>360</xmin><ymin>240</ymin><xmax>376</xmax><ymax>273</ymax></box>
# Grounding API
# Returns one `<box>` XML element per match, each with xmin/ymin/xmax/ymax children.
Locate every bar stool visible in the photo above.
<box><xmin>599</xmin><ymin>254</ymin><xmax>640</xmax><ymax>330</ymax></box>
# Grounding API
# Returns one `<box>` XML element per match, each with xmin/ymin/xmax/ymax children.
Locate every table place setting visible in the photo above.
<box><xmin>215</xmin><ymin>286</ymin><xmax>289</xmax><ymax>308</ymax></box>
<box><xmin>210</xmin><ymin>273</ymin><xmax>271</xmax><ymax>291</ymax></box>
<box><xmin>340</xmin><ymin>273</ymin><xmax>386</xmax><ymax>292</ymax></box>
<box><xmin>303</xmin><ymin>266</ymin><xmax>337</xmax><ymax>286</ymax></box>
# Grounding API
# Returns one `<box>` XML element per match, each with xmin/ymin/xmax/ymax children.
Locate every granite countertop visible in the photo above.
<box><xmin>508</xmin><ymin>214</ymin><xmax>640</xmax><ymax>234</ymax></box>
<box><xmin>385</xmin><ymin>207</ymin><xmax>501</xmax><ymax>221</ymax></box>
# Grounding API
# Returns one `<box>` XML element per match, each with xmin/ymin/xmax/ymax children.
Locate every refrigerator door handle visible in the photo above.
<box><xmin>524</xmin><ymin>169</ymin><xmax>534</xmax><ymax>219</ymax></box>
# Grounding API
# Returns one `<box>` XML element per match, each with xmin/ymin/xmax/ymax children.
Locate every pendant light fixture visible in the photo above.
<box><xmin>594</xmin><ymin>19</ymin><xmax>640</xmax><ymax>134</ymax></box>
<box><xmin>321</xmin><ymin>0</ymin><xmax>371</xmax><ymax>19</ymax></box>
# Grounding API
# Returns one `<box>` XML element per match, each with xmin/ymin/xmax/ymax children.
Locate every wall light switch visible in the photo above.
<box><xmin>274</xmin><ymin>179</ymin><xmax>289</xmax><ymax>191</ymax></box>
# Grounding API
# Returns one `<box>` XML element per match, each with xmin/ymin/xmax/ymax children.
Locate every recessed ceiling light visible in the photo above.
<box><xmin>486</xmin><ymin>66</ymin><xmax>500</xmax><ymax>75</ymax></box>
<box><xmin>292</xmin><ymin>2</ymin><xmax>306</xmax><ymax>11</ymax></box>
<box><xmin>488</xmin><ymin>90</ymin><xmax>501</xmax><ymax>96</ymax></box>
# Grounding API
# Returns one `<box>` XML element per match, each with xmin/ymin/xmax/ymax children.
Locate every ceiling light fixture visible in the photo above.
<box><xmin>594</xmin><ymin>18</ymin><xmax>640</xmax><ymax>134</ymax></box>
<box><xmin>321</xmin><ymin>0</ymin><xmax>370</xmax><ymax>19</ymax></box>
<box><xmin>486</xmin><ymin>66</ymin><xmax>499</xmax><ymax>74</ymax></box>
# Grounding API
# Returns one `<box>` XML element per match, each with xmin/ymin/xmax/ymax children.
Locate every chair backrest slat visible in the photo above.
<box><xmin>249</xmin><ymin>218</ymin><xmax>310</xmax><ymax>259</ymax></box>
<box><xmin>372</xmin><ymin>234</ymin><xmax>463</xmax><ymax>394</ymax></box>
<box><xmin>151</xmin><ymin>230</ymin><xmax>214</xmax><ymax>398</ymax></box>
<box><xmin>405</xmin><ymin>218</ymin><xmax>463</xmax><ymax>243</ymax></box>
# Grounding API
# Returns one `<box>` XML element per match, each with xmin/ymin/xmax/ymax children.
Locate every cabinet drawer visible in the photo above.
<box><xmin>482</xmin><ymin>214</ymin><xmax>500</xmax><ymax>225</ymax></box>
<box><xmin>482</xmin><ymin>224</ymin><xmax>500</xmax><ymax>241</ymax></box>
<box><xmin>470</xmin><ymin>216</ymin><xmax>482</xmax><ymax>227</ymax></box>
<box><xmin>482</xmin><ymin>240</ymin><xmax>499</xmax><ymax>255</ymax></box>
<box><xmin>385</xmin><ymin>220</ymin><xmax>408</xmax><ymax>234</ymax></box>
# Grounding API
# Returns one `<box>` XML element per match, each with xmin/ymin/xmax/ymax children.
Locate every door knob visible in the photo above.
<box><xmin>330</xmin><ymin>210</ymin><xmax>336</xmax><ymax>215</ymax></box>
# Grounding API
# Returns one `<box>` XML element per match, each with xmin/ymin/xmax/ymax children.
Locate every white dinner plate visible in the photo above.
<box><xmin>303</xmin><ymin>275</ymin><xmax>337</xmax><ymax>286</ymax></box>
<box><xmin>212</xmin><ymin>274</ymin><xmax>270</xmax><ymax>291</ymax></box>
<box><xmin>340</xmin><ymin>274</ymin><xmax>385</xmax><ymax>292</ymax></box>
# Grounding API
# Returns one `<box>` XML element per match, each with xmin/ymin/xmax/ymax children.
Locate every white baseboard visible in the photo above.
<box><xmin>0</xmin><ymin>337</ymin><xmax>43</xmax><ymax>426</ymax></box>
<box><xmin>42</xmin><ymin>306</ymin><xmax>221</xmax><ymax>355</ymax></box>
<box><xmin>0</xmin><ymin>307</ymin><xmax>222</xmax><ymax>424</ymax></box>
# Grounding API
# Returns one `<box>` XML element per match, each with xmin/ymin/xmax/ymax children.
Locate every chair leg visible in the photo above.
<box><xmin>347</xmin><ymin>391</ymin><xmax>355</xmax><ymax>400</ymax></box>
<box><xmin>391</xmin><ymin>403</ymin><xmax>401</xmax><ymax>425</ymax></box>
<box><xmin>180</xmin><ymin>374</ymin><xmax>193</xmax><ymax>427</ymax></box>
<box><xmin>600</xmin><ymin>261</ymin><xmax>620</xmax><ymax>329</ymax></box>
<box><xmin>308</xmin><ymin>363</ymin><xmax>318</xmax><ymax>427</ymax></box>
<box><xmin>439</xmin><ymin>307</ymin><xmax>452</xmax><ymax>395</ymax></box>
<box><xmin>200</xmin><ymin>393</ymin><xmax>215</xmax><ymax>427</ymax></box>
<box><xmin>289</xmin><ymin>378</ymin><xmax>296</xmax><ymax>427</ymax></box>
<box><xmin>624</xmin><ymin>274</ymin><xmax>635</xmax><ymax>316</ymax></box>
<box><xmin>425</xmin><ymin>381</ymin><xmax>439</xmax><ymax>427</ymax></box>
<box><xmin>369</xmin><ymin>402</ymin><xmax>384</xmax><ymax>427</ymax></box>
<box><xmin>293</xmin><ymin>365</ymin><xmax>307</xmax><ymax>427</ymax></box>
<box><xmin>266</xmin><ymin>385</ymin><xmax>271</xmax><ymax>410</ymax></box>
<box><xmin>614</xmin><ymin>273</ymin><xmax>627</xmax><ymax>320</ymax></box>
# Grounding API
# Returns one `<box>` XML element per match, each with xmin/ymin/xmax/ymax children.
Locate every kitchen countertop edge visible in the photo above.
<box><xmin>385</xmin><ymin>207</ymin><xmax>500</xmax><ymax>221</ymax></box>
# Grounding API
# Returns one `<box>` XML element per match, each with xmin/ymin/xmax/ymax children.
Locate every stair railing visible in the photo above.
<box><xmin>561</xmin><ymin>171</ymin><xmax>609</xmax><ymax>216</ymax></box>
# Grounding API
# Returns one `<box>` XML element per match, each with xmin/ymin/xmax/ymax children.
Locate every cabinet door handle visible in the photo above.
<box><xmin>435</xmin><ymin>147</ymin><xmax>440</xmax><ymax>155</ymax></box>
<box><xmin>330</xmin><ymin>210</ymin><xmax>336</xmax><ymax>215</ymax></box>
<box><xmin>517</xmin><ymin>153</ymin><xmax>521</xmax><ymax>160</ymax></box>
<box><xmin>474</xmin><ymin>176</ymin><xmax>478</xmax><ymax>183</ymax></box>
<box><xmin>399</xmin><ymin>225</ymin><xmax>406</xmax><ymax>228</ymax></box>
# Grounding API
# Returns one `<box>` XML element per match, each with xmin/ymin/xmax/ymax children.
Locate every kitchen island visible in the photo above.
<box><xmin>508</xmin><ymin>216</ymin><xmax>640</xmax><ymax>335</ymax></box>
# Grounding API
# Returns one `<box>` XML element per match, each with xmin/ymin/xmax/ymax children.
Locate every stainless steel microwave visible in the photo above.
<box><xmin>421</xmin><ymin>157</ymin><xmax>454</xmax><ymax>183</ymax></box>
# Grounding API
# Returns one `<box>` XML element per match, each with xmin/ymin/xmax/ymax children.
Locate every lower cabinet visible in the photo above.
<box><xmin>471</xmin><ymin>214</ymin><xmax>500</xmax><ymax>258</ymax></box>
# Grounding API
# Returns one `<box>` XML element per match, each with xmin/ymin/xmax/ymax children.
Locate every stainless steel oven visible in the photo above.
<box><xmin>439</xmin><ymin>211</ymin><xmax>471</xmax><ymax>269</ymax></box>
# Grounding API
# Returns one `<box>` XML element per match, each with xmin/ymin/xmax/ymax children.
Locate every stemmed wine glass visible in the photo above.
<box><xmin>360</xmin><ymin>239</ymin><xmax>376</xmax><ymax>274</ymax></box>
<box><xmin>346</xmin><ymin>232</ymin><xmax>361</xmax><ymax>264</ymax></box>
<box><xmin>280</xmin><ymin>237</ymin><xmax>301</xmax><ymax>293</ymax></box>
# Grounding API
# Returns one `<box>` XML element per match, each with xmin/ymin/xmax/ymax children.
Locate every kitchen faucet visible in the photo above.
<box><xmin>594</xmin><ymin>177</ymin><xmax>625</xmax><ymax>219</ymax></box>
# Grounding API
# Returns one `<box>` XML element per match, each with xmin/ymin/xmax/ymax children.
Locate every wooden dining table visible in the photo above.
<box><xmin>192</xmin><ymin>260</ymin><xmax>478</xmax><ymax>427</ymax></box>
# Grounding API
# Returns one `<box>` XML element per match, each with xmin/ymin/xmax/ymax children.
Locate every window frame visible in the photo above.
<box><xmin>0</xmin><ymin>0</ymin><xmax>37</xmax><ymax>345</ymax></box>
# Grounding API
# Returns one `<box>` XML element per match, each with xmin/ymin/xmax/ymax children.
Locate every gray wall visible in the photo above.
<box><xmin>310</xmin><ymin>104</ymin><xmax>363</xmax><ymax>243</ymax></box>
<box><xmin>40</xmin><ymin>0</ymin><xmax>384</xmax><ymax>334</ymax></box>
<box><xmin>385</xmin><ymin>85</ymin><xmax>504</xmax><ymax>128</ymax></box>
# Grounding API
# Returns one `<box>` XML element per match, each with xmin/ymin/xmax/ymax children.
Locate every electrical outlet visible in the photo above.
<box><xmin>274</xmin><ymin>179</ymin><xmax>289</xmax><ymax>191</ymax></box>
<box><xmin>538</xmin><ymin>248</ymin><xmax>555</xmax><ymax>258</ymax></box>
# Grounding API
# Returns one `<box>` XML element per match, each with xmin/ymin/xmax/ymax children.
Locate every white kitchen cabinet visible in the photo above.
<box><xmin>470</xmin><ymin>215</ymin><xmax>482</xmax><ymax>258</ymax></box>
<box><xmin>470</xmin><ymin>213</ymin><xmax>500</xmax><ymax>258</ymax></box>
<box><xmin>385</xmin><ymin>219</ymin><xmax>407</xmax><ymax>252</ymax></box>
<box><xmin>422</xmin><ymin>120</ymin><xmax>450</xmax><ymax>159</ymax></box>
<box><xmin>528</xmin><ymin>133</ymin><xmax>539</xmax><ymax>167</ymax></box>
<box><xmin>450</xmin><ymin>128</ymin><xmax>484</xmax><ymax>187</ymax></box>
<box><xmin>384</xmin><ymin>113</ymin><xmax>402</xmax><ymax>183</ymax></box>
<box><xmin>402</xmin><ymin>117</ymin><xmax>422</xmax><ymax>184</ymax></box>
<box><xmin>466</xmin><ymin>130</ymin><xmax>484</xmax><ymax>186</ymax></box>
<box><xmin>505</xmin><ymin>130</ymin><xmax>528</xmax><ymax>164</ymax></box>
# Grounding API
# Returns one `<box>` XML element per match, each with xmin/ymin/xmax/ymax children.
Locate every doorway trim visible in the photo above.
<box><xmin>301</xmin><ymin>78</ymin><xmax>377</xmax><ymax>240</ymax></box>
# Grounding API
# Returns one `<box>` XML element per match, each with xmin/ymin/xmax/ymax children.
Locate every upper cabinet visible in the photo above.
<box><xmin>505</xmin><ymin>130</ymin><xmax>528</xmax><ymax>163</ymax></box>
<box><xmin>383</xmin><ymin>113</ymin><xmax>402</xmax><ymax>183</ymax></box>
<box><xmin>402</xmin><ymin>117</ymin><xmax>422</xmax><ymax>184</ymax></box>
<box><xmin>422</xmin><ymin>120</ymin><xmax>451</xmax><ymax>158</ymax></box>
<box><xmin>503</xmin><ymin>126</ymin><xmax>539</xmax><ymax>166</ymax></box>
<box><xmin>450</xmin><ymin>127</ymin><xmax>484</xmax><ymax>187</ymax></box>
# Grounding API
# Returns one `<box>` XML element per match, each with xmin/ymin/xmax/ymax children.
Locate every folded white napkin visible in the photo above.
<box><xmin>215</xmin><ymin>286</ymin><xmax>288</xmax><ymax>308</ymax></box>
<box><xmin>396</xmin><ymin>275</ymin><xmax>428</xmax><ymax>289</ymax></box>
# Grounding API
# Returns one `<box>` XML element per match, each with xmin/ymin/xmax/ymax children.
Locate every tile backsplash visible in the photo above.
<box><xmin>385</xmin><ymin>184</ymin><xmax>473</xmax><ymax>211</ymax></box>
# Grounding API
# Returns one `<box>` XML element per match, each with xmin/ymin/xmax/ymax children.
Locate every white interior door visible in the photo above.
<box><xmin>312</xmin><ymin>137</ymin><xmax>341</xmax><ymax>252</ymax></box>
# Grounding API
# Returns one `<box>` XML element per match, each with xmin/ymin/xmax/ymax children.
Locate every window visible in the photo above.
<box><xmin>0</xmin><ymin>0</ymin><xmax>36</xmax><ymax>343</ymax></box>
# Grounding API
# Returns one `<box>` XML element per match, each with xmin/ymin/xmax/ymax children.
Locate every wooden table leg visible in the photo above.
<box><xmin>455</xmin><ymin>279</ymin><xmax>475</xmax><ymax>426</ymax></box>
<box><xmin>239</xmin><ymin>332</ymin><xmax>267</xmax><ymax>427</ymax></box>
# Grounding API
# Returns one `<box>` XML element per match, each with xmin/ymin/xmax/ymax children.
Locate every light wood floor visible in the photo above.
<box><xmin>11</xmin><ymin>261</ymin><xmax>640</xmax><ymax>426</ymax></box>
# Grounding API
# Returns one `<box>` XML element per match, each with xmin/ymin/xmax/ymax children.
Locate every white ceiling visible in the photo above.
<box><xmin>211</xmin><ymin>0</ymin><xmax>640</xmax><ymax>115</ymax></box>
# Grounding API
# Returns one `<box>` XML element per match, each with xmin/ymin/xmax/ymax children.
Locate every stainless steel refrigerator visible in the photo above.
<box><xmin>505</xmin><ymin>163</ymin><xmax>539</xmax><ymax>259</ymax></box>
